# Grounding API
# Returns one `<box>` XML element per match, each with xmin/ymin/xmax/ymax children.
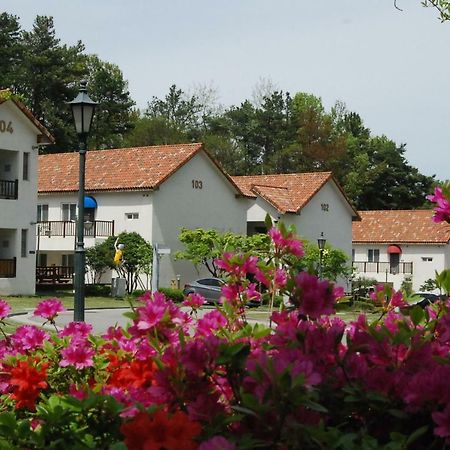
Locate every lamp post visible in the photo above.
<box><xmin>317</xmin><ymin>233</ymin><xmax>326</xmax><ymax>279</ymax></box>
<box><xmin>69</xmin><ymin>80</ymin><xmax>97</xmax><ymax>321</ymax></box>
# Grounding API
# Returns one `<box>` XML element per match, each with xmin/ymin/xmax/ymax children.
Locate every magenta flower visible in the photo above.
<box><xmin>60</xmin><ymin>341</ymin><xmax>95</xmax><ymax>369</ymax></box>
<box><xmin>34</xmin><ymin>298</ymin><xmax>65</xmax><ymax>321</ymax></box>
<box><xmin>11</xmin><ymin>325</ymin><xmax>49</xmax><ymax>351</ymax></box>
<box><xmin>294</xmin><ymin>272</ymin><xmax>336</xmax><ymax>318</ymax></box>
<box><xmin>427</xmin><ymin>186</ymin><xmax>450</xmax><ymax>223</ymax></box>
<box><xmin>195</xmin><ymin>310</ymin><xmax>228</xmax><ymax>337</ymax></box>
<box><xmin>268</xmin><ymin>227</ymin><xmax>304</xmax><ymax>257</ymax></box>
<box><xmin>59</xmin><ymin>321</ymin><xmax>93</xmax><ymax>339</ymax></box>
<box><xmin>182</xmin><ymin>293</ymin><xmax>205</xmax><ymax>309</ymax></box>
<box><xmin>199</xmin><ymin>436</ymin><xmax>236</xmax><ymax>450</ymax></box>
<box><xmin>433</xmin><ymin>404</ymin><xmax>450</xmax><ymax>439</ymax></box>
<box><xmin>0</xmin><ymin>299</ymin><xmax>11</xmax><ymax>320</ymax></box>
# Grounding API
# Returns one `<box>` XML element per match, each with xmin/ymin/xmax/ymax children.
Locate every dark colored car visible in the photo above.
<box><xmin>407</xmin><ymin>292</ymin><xmax>441</xmax><ymax>308</ymax></box>
<box><xmin>183</xmin><ymin>278</ymin><xmax>225</xmax><ymax>304</ymax></box>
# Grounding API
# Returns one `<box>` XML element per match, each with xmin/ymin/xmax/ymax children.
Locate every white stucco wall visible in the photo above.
<box><xmin>0</xmin><ymin>101</ymin><xmax>39</xmax><ymax>295</ymax></box>
<box><xmin>152</xmin><ymin>151</ymin><xmax>247</xmax><ymax>287</ymax></box>
<box><xmin>353</xmin><ymin>243</ymin><xmax>449</xmax><ymax>292</ymax></box>
<box><xmin>281</xmin><ymin>181</ymin><xmax>354</xmax><ymax>258</ymax></box>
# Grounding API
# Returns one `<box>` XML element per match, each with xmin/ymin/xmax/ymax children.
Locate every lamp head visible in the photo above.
<box><xmin>68</xmin><ymin>80</ymin><xmax>97</xmax><ymax>138</ymax></box>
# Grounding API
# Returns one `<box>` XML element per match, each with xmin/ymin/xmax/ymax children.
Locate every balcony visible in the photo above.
<box><xmin>37</xmin><ymin>220</ymin><xmax>115</xmax><ymax>238</ymax></box>
<box><xmin>0</xmin><ymin>257</ymin><xmax>16</xmax><ymax>278</ymax></box>
<box><xmin>0</xmin><ymin>179</ymin><xmax>18</xmax><ymax>200</ymax></box>
<box><xmin>36</xmin><ymin>266</ymin><xmax>73</xmax><ymax>284</ymax></box>
<box><xmin>353</xmin><ymin>261</ymin><xmax>413</xmax><ymax>275</ymax></box>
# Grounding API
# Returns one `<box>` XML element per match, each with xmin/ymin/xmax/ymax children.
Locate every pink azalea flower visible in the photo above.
<box><xmin>427</xmin><ymin>186</ymin><xmax>450</xmax><ymax>223</ymax></box>
<box><xmin>433</xmin><ymin>404</ymin><xmax>450</xmax><ymax>438</ymax></box>
<box><xmin>34</xmin><ymin>298</ymin><xmax>65</xmax><ymax>320</ymax></box>
<box><xmin>135</xmin><ymin>297</ymin><xmax>167</xmax><ymax>331</ymax></box>
<box><xmin>59</xmin><ymin>321</ymin><xmax>93</xmax><ymax>339</ymax></box>
<box><xmin>199</xmin><ymin>436</ymin><xmax>236</xmax><ymax>450</ymax></box>
<box><xmin>244</xmin><ymin>283</ymin><xmax>261</xmax><ymax>302</ymax></box>
<box><xmin>294</xmin><ymin>272</ymin><xmax>336</xmax><ymax>318</ymax></box>
<box><xmin>195</xmin><ymin>310</ymin><xmax>228</xmax><ymax>337</ymax></box>
<box><xmin>268</xmin><ymin>227</ymin><xmax>304</xmax><ymax>257</ymax></box>
<box><xmin>60</xmin><ymin>341</ymin><xmax>95</xmax><ymax>369</ymax></box>
<box><xmin>11</xmin><ymin>325</ymin><xmax>49</xmax><ymax>351</ymax></box>
<box><xmin>182</xmin><ymin>293</ymin><xmax>205</xmax><ymax>309</ymax></box>
<box><xmin>0</xmin><ymin>299</ymin><xmax>11</xmax><ymax>320</ymax></box>
<box><xmin>274</xmin><ymin>268</ymin><xmax>287</xmax><ymax>288</ymax></box>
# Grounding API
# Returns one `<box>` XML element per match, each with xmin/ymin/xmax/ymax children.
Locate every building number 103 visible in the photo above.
<box><xmin>192</xmin><ymin>179</ymin><xmax>203</xmax><ymax>189</ymax></box>
<box><xmin>0</xmin><ymin>121</ymin><xmax>13</xmax><ymax>134</ymax></box>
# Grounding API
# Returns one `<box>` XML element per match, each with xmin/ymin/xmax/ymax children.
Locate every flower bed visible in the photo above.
<box><xmin>0</xmin><ymin>189</ymin><xmax>449</xmax><ymax>449</ymax></box>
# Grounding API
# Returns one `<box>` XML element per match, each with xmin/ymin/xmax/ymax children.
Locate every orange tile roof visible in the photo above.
<box><xmin>232</xmin><ymin>172</ymin><xmax>358</xmax><ymax>217</ymax></box>
<box><xmin>0</xmin><ymin>90</ymin><xmax>54</xmax><ymax>144</ymax></box>
<box><xmin>38</xmin><ymin>143</ymin><xmax>230</xmax><ymax>193</ymax></box>
<box><xmin>352</xmin><ymin>210</ymin><xmax>450</xmax><ymax>244</ymax></box>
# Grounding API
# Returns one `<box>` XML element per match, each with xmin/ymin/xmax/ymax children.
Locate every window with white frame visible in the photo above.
<box><xmin>62</xmin><ymin>203</ymin><xmax>77</xmax><ymax>221</ymax></box>
<box><xmin>368</xmin><ymin>249</ymin><xmax>380</xmax><ymax>262</ymax></box>
<box><xmin>21</xmin><ymin>229</ymin><xmax>27</xmax><ymax>257</ymax></box>
<box><xmin>62</xmin><ymin>254</ymin><xmax>74</xmax><ymax>268</ymax></box>
<box><xmin>37</xmin><ymin>204</ymin><xmax>49</xmax><ymax>222</ymax></box>
<box><xmin>125</xmin><ymin>212</ymin><xmax>139</xmax><ymax>220</ymax></box>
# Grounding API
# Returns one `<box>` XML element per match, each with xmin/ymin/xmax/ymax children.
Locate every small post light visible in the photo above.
<box><xmin>317</xmin><ymin>233</ymin><xmax>327</xmax><ymax>279</ymax></box>
<box><xmin>69</xmin><ymin>80</ymin><xmax>97</xmax><ymax>322</ymax></box>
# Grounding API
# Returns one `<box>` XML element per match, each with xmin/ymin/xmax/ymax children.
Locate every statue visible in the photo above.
<box><xmin>114</xmin><ymin>237</ymin><xmax>125</xmax><ymax>266</ymax></box>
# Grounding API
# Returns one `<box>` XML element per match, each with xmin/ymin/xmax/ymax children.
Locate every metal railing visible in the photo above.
<box><xmin>37</xmin><ymin>220</ymin><xmax>114</xmax><ymax>238</ymax></box>
<box><xmin>36</xmin><ymin>266</ymin><xmax>73</xmax><ymax>284</ymax></box>
<box><xmin>0</xmin><ymin>258</ymin><xmax>16</xmax><ymax>278</ymax></box>
<box><xmin>353</xmin><ymin>261</ymin><xmax>413</xmax><ymax>275</ymax></box>
<box><xmin>0</xmin><ymin>179</ymin><xmax>18</xmax><ymax>199</ymax></box>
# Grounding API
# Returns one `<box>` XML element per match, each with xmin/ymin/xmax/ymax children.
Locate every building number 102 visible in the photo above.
<box><xmin>192</xmin><ymin>179</ymin><xmax>203</xmax><ymax>189</ymax></box>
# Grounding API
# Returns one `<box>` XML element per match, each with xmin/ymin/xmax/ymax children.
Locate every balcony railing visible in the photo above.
<box><xmin>36</xmin><ymin>266</ymin><xmax>73</xmax><ymax>284</ymax></box>
<box><xmin>0</xmin><ymin>257</ymin><xmax>16</xmax><ymax>278</ymax></box>
<box><xmin>0</xmin><ymin>179</ymin><xmax>18</xmax><ymax>200</ymax></box>
<box><xmin>37</xmin><ymin>220</ymin><xmax>114</xmax><ymax>238</ymax></box>
<box><xmin>353</xmin><ymin>261</ymin><xmax>413</xmax><ymax>275</ymax></box>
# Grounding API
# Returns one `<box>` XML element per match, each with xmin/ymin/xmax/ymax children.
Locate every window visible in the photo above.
<box><xmin>37</xmin><ymin>204</ymin><xmax>49</xmax><ymax>222</ymax></box>
<box><xmin>62</xmin><ymin>254</ymin><xmax>74</xmax><ymax>267</ymax></box>
<box><xmin>125</xmin><ymin>212</ymin><xmax>139</xmax><ymax>220</ymax></box>
<box><xmin>368</xmin><ymin>249</ymin><xmax>380</xmax><ymax>262</ymax></box>
<box><xmin>62</xmin><ymin>203</ymin><xmax>77</xmax><ymax>221</ymax></box>
<box><xmin>352</xmin><ymin>249</ymin><xmax>355</xmax><ymax>261</ymax></box>
<box><xmin>23</xmin><ymin>152</ymin><xmax>29</xmax><ymax>180</ymax></box>
<box><xmin>21</xmin><ymin>229</ymin><xmax>27</xmax><ymax>257</ymax></box>
<box><xmin>422</xmin><ymin>257</ymin><xmax>433</xmax><ymax>262</ymax></box>
<box><xmin>198</xmin><ymin>279</ymin><xmax>224</xmax><ymax>287</ymax></box>
<box><xmin>37</xmin><ymin>253</ymin><xmax>47</xmax><ymax>267</ymax></box>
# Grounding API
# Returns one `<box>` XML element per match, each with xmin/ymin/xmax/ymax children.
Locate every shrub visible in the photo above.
<box><xmin>158</xmin><ymin>287</ymin><xmax>184</xmax><ymax>303</ymax></box>
<box><xmin>84</xmin><ymin>283</ymin><xmax>111</xmax><ymax>297</ymax></box>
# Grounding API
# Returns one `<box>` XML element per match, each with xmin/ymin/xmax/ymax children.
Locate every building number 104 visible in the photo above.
<box><xmin>0</xmin><ymin>121</ymin><xmax>13</xmax><ymax>134</ymax></box>
<box><xmin>192</xmin><ymin>179</ymin><xmax>203</xmax><ymax>189</ymax></box>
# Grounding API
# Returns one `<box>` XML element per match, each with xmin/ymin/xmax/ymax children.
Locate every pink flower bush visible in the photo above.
<box><xmin>0</xmin><ymin>213</ymin><xmax>449</xmax><ymax>448</ymax></box>
<box><xmin>427</xmin><ymin>184</ymin><xmax>450</xmax><ymax>223</ymax></box>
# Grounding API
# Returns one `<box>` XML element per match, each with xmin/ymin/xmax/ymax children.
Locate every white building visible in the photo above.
<box><xmin>232</xmin><ymin>172</ymin><xmax>360</xmax><ymax>258</ymax></box>
<box><xmin>37</xmin><ymin>143</ymin><xmax>247</xmax><ymax>288</ymax></box>
<box><xmin>352</xmin><ymin>210</ymin><xmax>450</xmax><ymax>292</ymax></box>
<box><xmin>0</xmin><ymin>92</ymin><xmax>53</xmax><ymax>295</ymax></box>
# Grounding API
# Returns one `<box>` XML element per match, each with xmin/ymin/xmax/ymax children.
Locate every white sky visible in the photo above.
<box><xmin>3</xmin><ymin>0</ymin><xmax>450</xmax><ymax>180</ymax></box>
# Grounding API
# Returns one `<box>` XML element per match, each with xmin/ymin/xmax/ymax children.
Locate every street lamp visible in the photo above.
<box><xmin>317</xmin><ymin>233</ymin><xmax>326</xmax><ymax>279</ymax></box>
<box><xmin>69</xmin><ymin>80</ymin><xmax>97</xmax><ymax>321</ymax></box>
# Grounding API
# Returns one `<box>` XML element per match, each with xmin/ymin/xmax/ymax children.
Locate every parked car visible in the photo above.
<box><xmin>407</xmin><ymin>292</ymin><xmax>441</xmax><ymax>308</ymax></box>
<box><xmin>183</xmin><ymin>277</ymin><xmax>262</xmax><ymax>307</ymax></box>
<box><xmin>183</xmin><ymin>278</ymin><xmax>225</xmax><ymax>304</ymax></box>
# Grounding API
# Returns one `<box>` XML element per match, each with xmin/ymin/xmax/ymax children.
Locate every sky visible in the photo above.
<box><xmin>3</xmin><ymin>0</ymin><xmax>450</xmax><ymax>180</ymax></box>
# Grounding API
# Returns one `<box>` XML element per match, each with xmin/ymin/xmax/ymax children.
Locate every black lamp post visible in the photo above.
<box><xmin>69</xmin><ymin>80</ymin><xmax>97</xmax><ymax>321</ymax></box>
<box><xmin>317</xmin><ymin>233</ymin><xmax>326</xmax><ymax>279</ymax></box>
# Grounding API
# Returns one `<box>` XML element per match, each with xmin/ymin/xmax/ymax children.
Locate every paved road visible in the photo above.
<box><xmin>11</xmin><ymin>306</ymin><xmax>268</xmax><ymax>334</ymax></box>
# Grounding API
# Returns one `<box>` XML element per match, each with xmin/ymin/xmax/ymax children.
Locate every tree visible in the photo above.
<box><xmin>84</xmin><ymin>55</ymin><xmax>136</xmax><ymax>149</ymax></box>
<box><xmin>0</xmin><ymin>13</ymin><xmax>24</xmax><ymax>91</ymax></box>
<box><xmin>86</xmin><ymin>232</ymin><xmax>152</xmax><ymax>293</ymax></box>
<box><xmin>175</xmin><ymin>228</ymin><xmax>270</xmax><ymax>277</ymax></box>
<box><xmin>421</xmin><ymin>0</ymin><xmax>450</xmax><ymax>21</ymax></box>
<box><xmin>145</xmin><ymin>84</ymin><xmax>203</xmax><ymax>135</ymax></box>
